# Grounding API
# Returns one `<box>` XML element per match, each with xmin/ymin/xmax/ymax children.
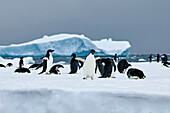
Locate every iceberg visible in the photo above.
<box><xmin>0</xmin><ymin>34</ymin><xmax>131</xmax><ymax>57</ymax></box>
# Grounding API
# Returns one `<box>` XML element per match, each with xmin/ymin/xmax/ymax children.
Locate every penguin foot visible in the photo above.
<box><xmin>91</xmin><ymin>77</ymin><xmax>93</xmax><ymax>80</ymax></box>
<box><xmin>46</xmin><ymin>72</ymin><xmax>50</xmax><ymax>75</ymax></box>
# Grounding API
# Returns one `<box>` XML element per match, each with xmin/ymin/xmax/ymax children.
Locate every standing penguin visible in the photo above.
<box><xmin>148</xmin><ymin>54</ymin><xmax>153</xmax><ymax>63</ymax></box>
<box><xmin>19</xmin><ymin>57</ymin><xmax>24</xmax><ymax>69</ymax></box>
<box><xmin>69</xmin><ymin>53</ymin><xmax>83</xmax><ymax>74</ymax></box>
<box><xmin>156</xmin><ymin>54</ymin><xmax>160</xmax><ymax>63</ymax></box>
<box><xmin>39</xmin><ymin>49</ymin><xmax>54</xmax><ymax>74</ymax></box>
<box><xmin>98</xmin><ymin>58</ymin><xmax>116</xmax><ymax>78</ymax></box>
<box><xmin>83</xmin><ymin>49</ymin><xmax>96</xmax><ymax>80</ymax></box>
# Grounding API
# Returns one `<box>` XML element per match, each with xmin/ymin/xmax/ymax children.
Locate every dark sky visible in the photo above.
<box><xmin>0</xmin><ymin>0</ymin><xmax>170</xmax><ymax>54</ymax></box>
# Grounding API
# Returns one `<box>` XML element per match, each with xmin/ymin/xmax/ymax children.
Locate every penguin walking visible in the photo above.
<box><xmin>83</xmin><ymin>49</ymin><xmax>96</xmax><ymax>80</ymax></box>
<box><xmin>39</xmin><ymin>49</ymin><xmax>54</xmax><ymax>74</ymax></box>
<box><xmin>69</xmin><ymin>53</ymin><xmax>83</xmax><ymax>74</ymax></box>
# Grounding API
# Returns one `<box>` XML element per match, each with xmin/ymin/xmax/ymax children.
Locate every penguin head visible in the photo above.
<box><xmin>47</xmin><ymin>49</ymin><xmax>55</xmax><ymax>53</ymax></box>
<box><xmin>71</xmin><ymin>53</ymin><xmax>76</xmax><ymax>58</ymax></box>
<box><xmin>90</xmin><ymin>49</ymin><xmax>95</xmax><ymax>55</ymax></box>
<box><xmin>20</xmin><ymin>57</ymin><xmax>23</xmax><ymax>60</ymax></box>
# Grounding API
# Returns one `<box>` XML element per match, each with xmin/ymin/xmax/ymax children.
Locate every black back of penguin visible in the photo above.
<box><xmin>69</xmin><ymin>53</ymin><xmax>78</xmax><ymax>74</ymax></box>
<box><xmin>117</xmin><ymin>59</ymin><xmax>131</xmax><ymax>73</ymax></box>
<box><xmin>102</xmin><ymin>58</ymin><xmax>113</xmax><ymax>77</ymax></box>
<box><xmin>127</xmin><ymin>68</ymin><xmax>146</xmax><ymax>79</ymax></box>
<box><xmin>97</xmin><ymin>58</ymin><xmax>116</xmax><ymax>78</ymax></box>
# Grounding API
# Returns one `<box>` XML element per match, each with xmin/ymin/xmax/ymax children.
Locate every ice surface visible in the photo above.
<box><xmin>0</xmin><ymin>57</ymin><xmax>170</xmax><ymax>113</ymax></box>
<box><xmin>0</xmin><ymin>34</ymin><xmax>131</xmax><ymax>57</ymax></box>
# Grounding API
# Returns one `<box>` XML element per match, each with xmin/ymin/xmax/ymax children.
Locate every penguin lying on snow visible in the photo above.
<box><xmin>6</xmin><ymin>63</ymin><xmax>13</xmax><ymax>67</ymax></box>
<box><xmin>0</xmin><ymin>64</ymin><xmax>6</xmax><ymax>68</ymax></box>
<box><xmin>96</xmin><ymin>58</ymin><xmax>116</xmax><ymax>78</ymax></box>
<box><xmin>117</xmin><ymin>59</ymin><xmax>131</xmax><ymax>73</ymax></box>
<box><xmin>14</xmin><ymin>68</ymin><xmax>31</xmax><ymax>73</ymax></box>
<box><xmin>49</xmin><ymin>64</ymin><xmax>64</xmax><ymax>74</ymax></box>
<box><xmin>83</xmin><ymin>49</ymin><xmax>96</xmax><ymax>80</ymax></box>
<box><xmin>127</xmin><ymin>68</ymin><xmax>146</xmax><ymax>79</ymax></box>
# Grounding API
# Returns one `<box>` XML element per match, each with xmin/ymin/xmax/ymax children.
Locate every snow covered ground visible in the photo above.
<box><xmin>0</xmin><ymin>57</ymin><xmax>170</xmax><ymax>113</ymax></box>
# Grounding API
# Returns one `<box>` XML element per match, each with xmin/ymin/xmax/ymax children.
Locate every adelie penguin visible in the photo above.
<box><xmin>39</xmin><ymin>49</ymin><xmax>54</xmax><ymax>74</ymax></box>
<box><xmin>6</xmin><ymin>63</ymin><xmax>13</xmax><ymax>67</ymax></box>
<box><xmin>49</xmin><ymin>64</ymin><xmax>64</xmax><ymax>74</ymax></box>
<box><xmin>14</xmin><ymin>57</ymin><xmax>31</xmax><ymax>73</ymax></box>
<box><xmin>83</xmin><ymin>49</ymin><xmax>96</xmax><ymax>80</ymax></box>
<box><xmin>127</xmin><ymin>68</ymin><xmax>146</xmax><ymax>79</ymax></box>
<box><xmin>96</xmin><ymin>58</ymin><xmax>116</xmax><ymax>78</ymax></box>
<box><xmin>0</xmin><ymin>64</ymin><xmax>6</xmax><ymax>68</ymax></box>
<box><xmin>117</xmin><ymin>59</ymin><xmax>131</xmax><ymax>73</ymax></box>
<box><xmin>69</xmin><ymin>53</ymin><xmax>84</xmax><ymax>74</ymax></box>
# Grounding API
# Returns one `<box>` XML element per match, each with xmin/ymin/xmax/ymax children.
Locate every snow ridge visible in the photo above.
<box><xmin>0</xmin><ymin>89</ymin><xmax>170</xmax><ymax>113</ymax></box>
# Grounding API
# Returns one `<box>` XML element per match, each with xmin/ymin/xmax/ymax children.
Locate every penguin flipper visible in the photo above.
<box><xmin>39</xmin><ymin>59</ymin><xmax>47</xmax><ymax>74</ymax></box>
<box><xmin>75</xmin><ymin>57</ymin><xmax>85</xmax><ymax>62</ymax></box>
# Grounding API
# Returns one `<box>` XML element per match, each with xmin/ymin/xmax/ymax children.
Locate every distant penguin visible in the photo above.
<box><xmin>19</xmin><ymin>57</ymin><xmax>24</xmax><ymax>69</ymax></box>
<box><xmin>39</xmin><ymin>49</ymin><xmax>54</xmax><ymax>74</ymax></box>
<box><xmin>98</xmin><ymin>58</ymin><xmax>116</xmax><ymax>78</ymax></box>
<box><xmin>114</xmin><ymin>54</ymin><xmax>118</xmax><ymax>62</ymax></box>
<box><xmin>163</xmin><ymin>62</ymin><xmax>170</xmax><ymax>68</ymax></box>
<box><xmin>148</xmin><ymin>54</ymin><xmax>153</xmax><ymax>63</ymax></box>
<box><xmin>69</xmin><ymin>53</ymin><xmax>83</xmax><ymax>74</ymax></box>
<box><xmin>49</xmin><ymin>64</ymin><xmax>64</xmax><ymax>74</ymax></box>
<box><xmin>162</xmin><ymin>54</ymin><xmax>168</xmax><ymax>63</ymax></box>
<box><xmin>6</xmin><ymin>63</ymin><xmax>13</xmax><ymax>67</ymax></box>
<box><xmin>117</xmin><ymin>59</ymin><xmax>131</xmax><ymax>73</ymax></box>
<box><xmin>83</xmin><ymin>49</ymin><xmax>96</xmax><ymax>80</ymax></box>
<box><xmin>156</xmin><ymin>54</ymin><xmax>160</xmax><ymax>63</ymax></box>
<box><xmin>0</xmin><ymin>64</ymin><xmax>6</xmax><ymax>68</ymax></box>
<box><xmin>127</xmin><ymin>68</ymin><xmax>146</xmax><ymax>79</ymax></box>
<box><xmin>14</xmin><ymin>68</ymin><xmax>31</xmax><ymax>73</ymax></box>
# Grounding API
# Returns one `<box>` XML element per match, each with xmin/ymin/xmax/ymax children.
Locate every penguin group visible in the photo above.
<box><xmin>2</xmin><ymin>48</ymin><xmax>169</xmax><ymax>80</ymax></box>
<box><xmin>148</xmin><ymin>54</ymin><xmax>170</xmax><ymax>68</ymax></box>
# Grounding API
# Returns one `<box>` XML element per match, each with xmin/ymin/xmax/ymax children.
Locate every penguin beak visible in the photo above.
<box><xmin>51</xmin><ymin>50</ymin><xmax>55</xmax><ymax>52</ymax></box>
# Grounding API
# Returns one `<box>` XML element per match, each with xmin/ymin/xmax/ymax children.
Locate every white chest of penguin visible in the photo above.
<box><xmin>47</xmin><ymin>53</ymin><xmax>53</xmax><ymax>72</ymax></box>
<box><xmin>83</xmin><ymin>54</ymin><xmax>96</xmax><ymax>78</ymax></box>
